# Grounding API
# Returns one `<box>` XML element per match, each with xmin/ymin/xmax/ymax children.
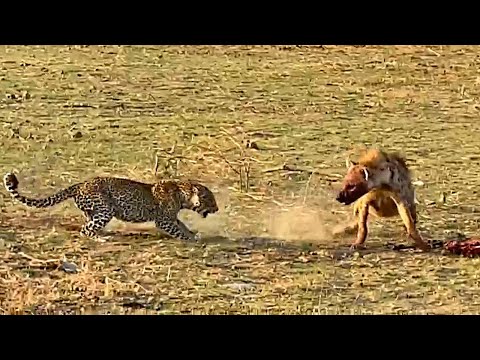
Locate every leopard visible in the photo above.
<box><xmin>334</xmin><ymin>148</ymin><xmax>430</xmax><ymax>252</ymax></box>
<box><xmin>3</xmin><ymin>173</ymin><xmax>219</xmax><ymax>242</ymax></box>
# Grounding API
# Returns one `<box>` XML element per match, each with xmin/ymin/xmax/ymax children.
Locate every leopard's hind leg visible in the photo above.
<box><xmin>75</xmin><ymin>196</ymin><xmax>114</xmax><ymax>241</ymax></box>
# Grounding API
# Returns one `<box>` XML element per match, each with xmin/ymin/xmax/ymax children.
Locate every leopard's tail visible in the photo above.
<box><xmin>3</xmin><ymin>173</ymin><xmax>79</xmax><ymax>208</ymax></box>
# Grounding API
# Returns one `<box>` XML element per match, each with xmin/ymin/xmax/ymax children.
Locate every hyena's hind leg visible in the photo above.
<box><xmin>389</xmin><ymin>195</ymin><xmax>430</xmax><ymax>252</ymax></box>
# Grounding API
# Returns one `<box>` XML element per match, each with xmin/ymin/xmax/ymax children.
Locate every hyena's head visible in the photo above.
<box><xmin>336</xmin><ymin>159</ymin><xmax>391</xmax><ymax>205</ymax></box>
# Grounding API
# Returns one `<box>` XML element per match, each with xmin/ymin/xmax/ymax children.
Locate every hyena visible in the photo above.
<box><xmin>334</xmin><ymin>148</ymin><xmax>430</xmax><ymax>252</ymax></box>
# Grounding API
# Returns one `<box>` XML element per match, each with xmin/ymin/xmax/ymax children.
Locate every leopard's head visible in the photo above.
<box><xmin>192</xmin><ymin>183</ymin><xmax>219</xmax><ymax>218</ymax></box>
<box><xmin>182</xmin><ymin>182</ymin><xmax>219</xmax><ymax>218</ymax></box>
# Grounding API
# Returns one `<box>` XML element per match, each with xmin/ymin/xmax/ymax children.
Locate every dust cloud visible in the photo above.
<box><xmin>264</xmin><ymin>204</ymin><xmax>347</xmax><ymax>244</ymax></box>
<box><xmin>189</xmin><ymin>186</ymin><xmax>351</xmax><ymax>245</ymax></box>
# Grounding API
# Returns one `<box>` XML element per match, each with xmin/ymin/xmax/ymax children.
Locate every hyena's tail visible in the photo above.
<box><xmin>3</xmin><ymin>173</ymin><xmax>79</xmax><ymax>208</ymax></box>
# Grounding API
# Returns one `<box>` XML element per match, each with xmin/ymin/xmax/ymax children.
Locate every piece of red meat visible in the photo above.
<box><xmin>444</xmin><ymin>238</ymin><xmax>480</xmax><ymax>258</ymax></box>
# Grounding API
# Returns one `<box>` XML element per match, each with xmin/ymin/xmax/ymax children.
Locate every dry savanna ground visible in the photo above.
<box><xmin>1</xmin><ymin>45</ymin><xmax>480</xmax><ymax>314</ymax></box>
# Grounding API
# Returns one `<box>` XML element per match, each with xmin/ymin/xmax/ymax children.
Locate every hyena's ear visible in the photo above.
<box><xmin>363</xmin><ymin>168</ymin><xmax>369</xmax><ymax>181</ymax></box>
<box><xmin>345</xmin><ymin>159</ymin><xmax>357</xmax><ymax>169</ymax></box>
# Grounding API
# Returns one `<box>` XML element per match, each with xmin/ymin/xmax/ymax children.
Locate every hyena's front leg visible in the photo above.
<box><xmin>390</xmin><ymin>196</ymin><xmax>430</xmax><ymax>252</ymax></box>
<box><xmin>351</xmin><ymin>203</ymin><xmax>370</xmax><ymax>250</ymax></box>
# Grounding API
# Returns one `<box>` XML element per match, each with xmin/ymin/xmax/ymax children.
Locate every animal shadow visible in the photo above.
<box><xmin>199</xmin><ymin>234</ymin><xmax>303</xmax><ymax>251</ymax></box>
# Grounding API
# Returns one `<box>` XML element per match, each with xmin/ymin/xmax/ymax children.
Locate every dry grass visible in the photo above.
<box><xmin>2</xmin><ymin>45</ymin><xmax>480</xmax><ymax>314</ymax></box>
